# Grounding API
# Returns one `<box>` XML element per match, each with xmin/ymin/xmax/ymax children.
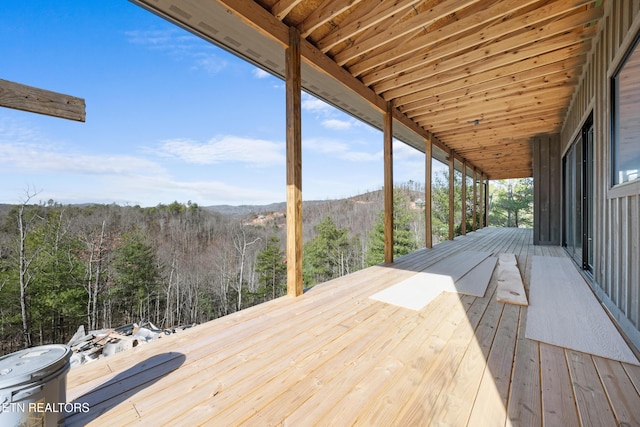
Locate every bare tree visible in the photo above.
<box><xmin>232</xmin><ymin>224</ymin><xmax>260</xmax><ymax>311</ymax></box>
<box><xmin>17</xmin><ymin>188</ymin><xmax>43</xmax><ymax>348</ymax></box>
<box><xmin>80</xmin><ymin>219</ymin><xmax>108</xmax><ymax>330</ymax></box>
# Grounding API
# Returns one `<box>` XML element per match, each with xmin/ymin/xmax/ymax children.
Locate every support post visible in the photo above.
<box><xmin>425</xmin><ymin>137</ymin><xmax>432</xmax><ymax>249</ymax></box>
<box><xmin>448</xmin><ymin>150</ymin><xmax>455</xmax><ymax>240</ymax></box>
<box><xmin>461</xmin><ymin>160</ymin><xmax>467</xmax><ymax>235</ymax></box>
<box><xmin>472</xmin><ymin>168</ymin><xmax>477</xmax><ymax>231</ymax></box>
<box><xmin>479</xmin><ymin>173</ymin><xmax>485</xmax><ymax>228</ymax></box>
<box><xmin>286</xmin><ymin>27</ymin><xmax>303</xmax><ymax>296</ymax></box>
<box><xmin>384</xmin><ymin>102</ymin><xmax>394</xmax><ymax>263</ymax></box>
<box><xmin>484</xmin><ymin>176</ymin><xmax>490</xmax><ymax>227</ymax></box>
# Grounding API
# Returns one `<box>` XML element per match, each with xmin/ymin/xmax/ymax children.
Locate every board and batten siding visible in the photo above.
<box><xmin>560</xmin><ymin>0</ymin><xmax>640</xmax><ymax>348</ymax></box>
<box><xmin>533</xmin><ymin>134</ymin><xmax>562</xmax><ymax>246</ymax></box>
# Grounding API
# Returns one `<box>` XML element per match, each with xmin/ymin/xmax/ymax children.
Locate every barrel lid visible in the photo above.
<box><xmin>0</xmin><ymin>345</ymin><xmax>71</xmax><ymax>389</ymax></box>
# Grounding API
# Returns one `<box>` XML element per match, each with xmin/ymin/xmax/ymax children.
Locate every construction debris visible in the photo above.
<box><xmin>67</xmin><ymin>321</ymin><xmax>196</xmax><ymax>367</ymax></box>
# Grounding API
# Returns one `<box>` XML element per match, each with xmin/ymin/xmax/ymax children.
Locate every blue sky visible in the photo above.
<box><xmin>0</xmin><ymin>0</ymin><xmax>434</xmax><ymax>206</ymax></box>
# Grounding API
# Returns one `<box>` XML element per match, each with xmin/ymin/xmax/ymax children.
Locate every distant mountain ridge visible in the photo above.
<box><xmin>203</xmin><ymin>197</ymin><xmax>366</xmax><ymax>217</ymax></box>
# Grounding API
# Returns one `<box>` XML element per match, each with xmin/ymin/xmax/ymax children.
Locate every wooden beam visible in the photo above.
<box><xmin>272</xmin><ymin>0</ymin><xmax>303</xmax><ymax>20</ymax></box>
<box><xmin>479</xmin><ymin>173</ymin><xmax>485</xmax><ymax>228</ymax></box>
<box><xmin>366</xmin><ymin>5</ymin><xmax>602</xmax><ymax>90</ymax></box>
<box><xmin>348</xmin><ymin>0</ymin><xmax>540</xmax><ymax>77</ymax></box>
<box><xmin>373</xmin><ymin>25</ymin><xmax>597</xmax><ymax>99</ymax></box>
<box><xmin>0</xmin><ymin>79</ymin><xmax>85</xmax><ymax>122</ymax></box>
<box><xmin>316</xmin><ymin>0</ymin><xmax>421</xmax><ymax>52</ymax></box>
<box><xmin>384</xmin><ymin>102</ymin><xmax>393</xmax><ymax>263</ymax></box>
<box><xmin>333</xmin><ymin>0</ymin><xmax>475</xmax><ymax>66</ymax></box>
<box><xmin>394</xmin><ymin>47</ymin><xmax>588</xmax><ymax>108</ymax></box>
<box><xmin>298</xmin><ymin>0</ymin><xmax>365</xmax><ymax>38</ymax></box>
<box><xmin>472</xmin><ymin>168</ymin><xmax>477</xmax><ymax>231</ymax></box>
<box><xmin>400</xmin><ymin>66</ymin><xmax>583</xmax><ymax>114</ymax></box>
<box><xmin>435</xmin><ymin>112</ymin><xmax>564</xmax><ymax>136</ymax></box>
<box><xmin>425</xmin><ymin>136</ymin><xmax>432</xmax><ymax>249</ymax></box>
<box><xmin>286</xmin><ymin>27</ymin><xmax>303</xmax><ymax>297</ymax></box>
<box><xmin>448</xmin><ymin>149</ymin><xmax>454</xmax><ymax>241</ymax></box>
<box><xmin>484</xmin><ymin>175</ymin><xmax>490</xmax><ymax>227</ymax></box>
<box><xmin>407</xmin><ymin>77</ymin><xmax>580</xmax><ymax>118</ymax></box>
<box><xmin>135</xmin><ymin>0</ymin><xmax>483</xmax><ymax>185</ymax></box>
<box><xmin>461</xmin><ymin>160</ymin><xmax>466</xmax><ymax>236</ymax></box>
<box><xmin>411</xmin><ymin>87</ymin><xmax>574</xmax><ymax>125</ymax></box>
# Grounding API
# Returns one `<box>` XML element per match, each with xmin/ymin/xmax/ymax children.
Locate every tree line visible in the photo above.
<box><xmin>0</xmin><ymin>176</ymin><xmax>532</xmax><ymax>355</ymax></box>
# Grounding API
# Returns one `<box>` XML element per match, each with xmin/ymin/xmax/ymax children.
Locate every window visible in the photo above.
<box><xmin>612</xmin><ymin>31</ymin><xmax>640</xmax><ymax>186</ymax></box>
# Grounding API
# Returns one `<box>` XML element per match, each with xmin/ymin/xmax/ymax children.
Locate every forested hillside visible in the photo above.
<box><xmin>0</xmin><ymin>188</ymin><xmax>406</xmax><ymax>355</ymax></box>
<box><xmin>0</xmin><ymin>177</ymin><xmax>532</xmax><ymax>355</ymax></box>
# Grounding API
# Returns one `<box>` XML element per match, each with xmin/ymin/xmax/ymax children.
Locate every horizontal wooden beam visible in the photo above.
<box><xmin>0</xmin><ymin>79</ymin><xmax>85</xmax><ymax>122</ymax></box>
<box><xmin>398</xmin><ymin>58</ymin><xmax>585</xmax><ymax>113</ymax></box>
<box><xmin>367</xmin><ymin>5</ymin><xmax>602</xmax><ymax>91</ymax></box>
<box><xmin>403</xmin><ymin>73</ymin><xmax>580</xmax><ymax>116</ymax></box>
<box><xmin>333</xmin><ymin>0</ymin><xmax>474</xmax><ymax>66</ymax></box>
<box><xmin>374</xmin><ymin>24</ymin><xmax>597</xmax><ymax>99</ymax></box>
<box><xmin>347</xmin><ymin>0</ymin><xmax>538</xmax><ymax>77</ymax></box>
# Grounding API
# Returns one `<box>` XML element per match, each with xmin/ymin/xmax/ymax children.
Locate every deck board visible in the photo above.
<box><xmin>425</xmin><ymin>280</ymin><xmax>503</xmax><ymax>425</ymax></box>
<box><xmin>64</xmin><ymin>228</ymin><xmax>640</xmax><ymax>426</ymax></box>
<box><xmin>506</xmin><ymin>308</ymin><xmax>542</xmax><ymax>426</ymax></box>
<box><xmin>496</xmin><ymin>253</ymin><xmax>529</xmax><ymax>306</ymax></box>
<box><xmin>567</xmin><ymin>350</ymin><xmax>617</xmax><ymax>426</ymax></box>
<box><xmin>593</xmin><ymin>356</ymin><xmax>640</xmax><ymax>425</ymax></box>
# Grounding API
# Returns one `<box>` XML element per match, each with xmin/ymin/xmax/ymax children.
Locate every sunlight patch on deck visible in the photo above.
<box><xmin>370</xmin><ymin>251</ymin><xmax>495</xmax><ymax>310</ymax></box>
<box><xmin>369</xmin><ymin>272</ymin><xmax>455</xmax><ymax>310</ymax></box>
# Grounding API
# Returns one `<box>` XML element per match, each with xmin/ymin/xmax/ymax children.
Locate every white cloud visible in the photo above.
<box><xmin>322</xmin><ymin>119</ymin><xmax>352</xmax><ymax>130</ymax></box>
<box><xmin>304</xmin><ymin>137</ymin><xmax>381</xmax><ymax>162</ymax></box>
<box><xmin>252</xmin><ymin>68</ymin><xmax>271</xmax><ymax>79</ymax></box>
<box><xmin>393</xmin><ymin>140</ymin><xmax>423</xmax><ymax>160</ymax></box>
<box><xmin>103</xmin><ymin>174</ymin><xmax>283</xmax><ymax>206</ymax></box>
<box><xmin>0</xmin><ymin>142</ymin><xmax>165</xmax><ymax>176</ymax></box>
<box><xmin>125</xmin><ymin>28</ymin><xmax>226</xmax><ymax>75</ymax></box>
<box><xmin>0</xmin><ymin>117</ymin><xmax>43</xmax><ymax>143</ymax></box>
<box><xmin>301</xmin><ymin>94</ymin><xmax>333</xmax><ymax>116</ymax></box>
<box><xmin>157</xmin><ymin>135</ymin><xmax>285</xmax><ymax>166</ymax></box>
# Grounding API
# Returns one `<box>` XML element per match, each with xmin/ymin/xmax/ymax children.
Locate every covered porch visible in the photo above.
<box><xmin>65</xmin><ymin>227</ymin><xmax>640</xmax><ymax>426</ymax></box>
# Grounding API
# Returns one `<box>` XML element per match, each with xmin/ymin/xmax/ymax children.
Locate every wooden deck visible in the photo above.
<box><xmin>65</xmin><ymin>228</ymin><xmax>640</xmax><ymax>426</ymax></box>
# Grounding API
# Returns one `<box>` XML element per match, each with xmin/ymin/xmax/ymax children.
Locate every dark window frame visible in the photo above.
<box><xmin>610</xmin><ymin>30</ymin><xmax>640</xmax><ymax>196</ymax></box>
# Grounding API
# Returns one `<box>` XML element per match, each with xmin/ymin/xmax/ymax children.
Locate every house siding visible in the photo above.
<box><xmin>533</xmin><ymin>134</ymin><xmax>561</xmax><ymax>245</ymax></box>
<box><xmin>560</xmin><ymin>0</ymin><xmax>640</xmax><ymax>348</ymax></box>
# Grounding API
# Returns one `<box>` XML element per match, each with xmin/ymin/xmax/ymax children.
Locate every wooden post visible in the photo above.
<box><xmin>461</xmin><ymin>160</ymin><xmax>467</xmax><ymax>235</ymax></box>
<box><xmin>286</xmin><ymin>27</ymin><xmax>303</xmax><ymax>296</ymax></box>
<box><xmin>479</xmin><ymin>173</ymin><xmax>485</xmax><ymax>228</ymax></box>
<box><xmin>472</xmin><ymin>168</ymin><xmax>477</xmax><ymax>231</ymax></box>
<box><xmin>425</xmin><ymin>137</ymin><xmax>432</xmax><ymax>249</ymax></box>
<box><xmin>484</xmin><ymin>176</ymin><xmax>490</xmax><ymax>227</ymax></box>
<box><xmin>448</xmin><ymin>149</ymin><xmax>455</xmax><ymax>240</ymax></box>
<box><xmin>384</xmin><ymin>102</ymin><xmax>394</xmax><ymax>263</ymax></box>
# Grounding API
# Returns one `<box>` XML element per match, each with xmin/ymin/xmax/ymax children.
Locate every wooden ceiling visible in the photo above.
<box><xmin>132</xmin><ymin>0</ymin><xmax>604</xmax><ymax>179</ymax></box>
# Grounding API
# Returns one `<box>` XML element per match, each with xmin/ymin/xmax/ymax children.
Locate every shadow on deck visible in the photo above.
<box><xmin>65</xmin><ymin>228</ymin><xmax>640</xmax><ymax>426</ymax></box>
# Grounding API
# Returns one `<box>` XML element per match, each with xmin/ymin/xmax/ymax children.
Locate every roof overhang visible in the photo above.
<box><xmin>130</xmin><ymin>0</ymin><xmax>604</xmax><ymax>179</ymax></box>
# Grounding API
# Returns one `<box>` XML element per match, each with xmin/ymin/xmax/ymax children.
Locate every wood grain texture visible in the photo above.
<box><xmin>496</xmin><ymin>253</ymin><xmax>529</xmax><ymax>305</ymax></box>
<box><xmin>0</xmin><ymin>79</ymin><xmax>85</xmax><ymax>121</ymax></box>
<box><xmin>286</xmin><ymin>26</ymin><xmax>303</xmax><ymax>296</ymax></box>
<box><xmin>567</xmin><ymin>350</ymin><xmax>617</xmax><ymax>426</ymax></box>
<box><xmin>455</xmin><ymin>256</ymin><xmax>497</xmax><ymax>297</ymax></box>
<box><xmin>507</xmin><ymin>308</ymin><xmax>542</xmax><ymax>426</ymax></box>
<box><xmin>64</xmin><ymin>229</ymin><xmax>640</xmax><ymax>426</ymax></box>
<box><xmin>540</xmin><ymin>343</ymin><xmax>580</xmax><ymax>426</ymax></box>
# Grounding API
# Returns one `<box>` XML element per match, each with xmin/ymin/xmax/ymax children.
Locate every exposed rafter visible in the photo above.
<box><xmin>131</xmin><ymin>0</ymin><xmax>606</xmax><ymax>179</ymax></box>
